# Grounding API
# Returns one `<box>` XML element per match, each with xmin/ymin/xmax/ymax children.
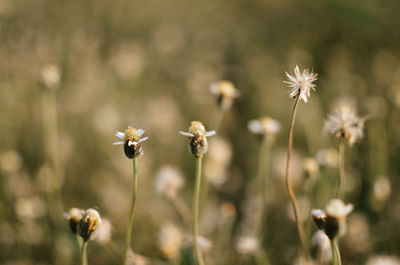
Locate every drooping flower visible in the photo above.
<box><xmin>79</xmin><ymin>208</ymin><xmax>102</xmax><ymax>242</ymax></box>
<box><xmin>113</xmin><ymin>126</ymin><xmax>148</xmax><ymax>159</ymax></box>
<box><xmin>179</xmin><ymin>121</ymin><xmax>216</xmax><ymax>158</ymax></box>
<box><xmin>284</xmin><ymin>65</ymin><xmax>318</xmax><ymax>103</ymax></box>
<box><xmin>324</xmin><ymin>104</ymin><xmax>365</xmax><ymax>146</ymax></box>
<box><xmin>155</xmin><ymin>166</ymin><xmax>184</xmax><ymax>199</ymax></box>
<box><xmin>248</xmin><ymin>116</ymin><xmax>280</xmax><ymax>141</ymax></box>
<box><xmin>210</xmin><ymin>81</ymin><xmax>239</xmax><ymax>110</ymax></box>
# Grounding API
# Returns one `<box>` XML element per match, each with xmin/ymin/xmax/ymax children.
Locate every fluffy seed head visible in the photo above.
<box><xmin>79</xmin><ymin>208</ymin><xmax>102</xmax><ymax>241</ymax></box>
<box><xmin>284</xmin><ymin>65</ymin><xmax>318</xmax><ymax>103</ymax></box>
<box><xmin>155</xmin><ymin>166</ymin><xmax>184</xmax><ymax>199</ymax></box>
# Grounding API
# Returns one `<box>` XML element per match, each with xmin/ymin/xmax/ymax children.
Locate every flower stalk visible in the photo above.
<box><xmin>193</xmin><ymin>157</ymin><xmax>205</xmax><ymax>265</ymax></box>
<box><xmin>80</xmin><ymin>241</ymin><xmax>88</xmax><ymax>265</ymax></box>
<box><xmin>330</xmin><ymin>238</ymin><xmax>341</xmax><ymax>265</ymax></box>
<box><xmin>337</xmin><ymin>138</ymin><xmax>346</xmax><ymax>199</ymax></box>
<box><xmin>123</xmin><ymin>158</ymin><xmax>138</xmax><ymax>265</ymax></box>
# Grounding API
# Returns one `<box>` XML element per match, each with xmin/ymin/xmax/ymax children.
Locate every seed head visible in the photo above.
<box><xmin>113</xmin><ymin>126</ymin><xmax>148</xmax><ymax>159</ymax></box>
<box><xmin>63</xmin><ymin>208</ymin><xmax>83</xmax><ymax>234</ymax></box>
<box><xmin>284</xmin><ymin>65</ymin><xmax>318</xmax><ymax>103</ymax></box>
<box><xmin>79</xmin><ymin>208</ymin><xmax>102</xmax><ymax>242</ymax></box>
<box><xmin>179</xmin><ymin>121</ymin><xmax>216</xmax><ymax>158</ymax></box>
<box><xmin>210</xmin><ymin>81</ymin><xmax>239</xmax><ymax>110</ymax></box>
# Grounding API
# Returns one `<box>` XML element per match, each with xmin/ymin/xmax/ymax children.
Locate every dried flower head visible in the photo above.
<box><xmin>311</xmin><ymin>199</ymin><xmax>353</xmax><ymax>239</ymax></box>
<box><xmin>40</xmin><ymin>64</ymin><xmax>61</xmax><ymax>90</ymax></box>
<box><xmin>158</xmin><ymin>223</ymin><xmax>183</xmax><ymax>260</ymax></box>
<box><xmin>79</xmin><ymin>208</ymin><xmax>102</xmax><ymax>242</ymax></box>
<box><xmin>236</xmin><ymin>236</ymin><xmax>259</xmax><ymax>255</ymax></box>
<box><xmin>365</xmin><ymin>255</ymin><xmax>400</xmax><ymax>265</ymax></box>
<box><xmin>113</xmin><ymin>126</ymin><xmax>148</xmax><ymax>159</ymax></box>
<box><xmin>179</xmin><ymin>121</ymin><xmax>216</xmax><ymax>158</ymax></box>
<box><xmin>248</xmin><ymin>116</ymin><xmax>280</xmax><ymax>141</ymax></box>
<box><xmin>284</xmin><ymin>65</ymin><xmax>318</xmax><ymax>103</ymax></box>
<box><xmin>324</xmin><ymin>104</ymin><xmax>365</xmax><ymax>146</ymax></box>
<box><xmin>210</xmin><ymin>81</ymin><xmax>239</xmax><ymax>110</ymax></box>
<box><xmin>155</xmin><ymin>166</ymin><xmax>184</xmax><ymax>199</ymax></box>
<box><xmin>63</xmin><ymin>208</ymin><xmax>83</xmax><ymax>234</ymax></box>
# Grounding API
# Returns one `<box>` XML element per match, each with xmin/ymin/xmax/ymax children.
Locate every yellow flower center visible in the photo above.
<box><xmin>124</xmin><ymin>126</ymin><xmax>140</xmax><ymax>142</ymax></box>
<box><xmin>189</xmin><ymin>121</ymin><xmax>206</xmax><ymax>135</ymax></box>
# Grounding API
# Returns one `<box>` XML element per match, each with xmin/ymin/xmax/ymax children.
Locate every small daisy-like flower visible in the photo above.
<box><xmin>79</xmin><ymin>208</ymin><xmax>102</xmax><ymax>242</ymax></box>
<box><xmin>248</xmin><ymin>116</ymin><xmax>280</xmax><ymax>141</ymax></box>
<box><xmin>324</xmin><ymin>104</ymin><xmax>365</xmax><ymax>146</ymax></box>
<box><xmin>236</xmin><ymin>236</ymin><xmax>259</xmax><ymax>255</ymax></box>
<box><xmin>113</xmin><ymin>126</ymin><xmax>148</xmax><ymax>159</ymax></box>
<box><xmin>210</xmin><ymin>81</ymin><xmax>239</xmax><ymax>110</ymax></box>
<box><xmin>63</xmin><ymin>208</ymin><xmax>83</xmax><ymax>234</ymax></box>
<box><xmin>179</xmin><ymin>121</ymin><xmax>216</xmax><ymax>158</ymax></box>
<box><xmin>284</xmin><ymin>65</ymin><xmax>318</xmax><ymax>103</ymax></box>
<box><xmin>155</xmin><ymin>166</ymin><xmax>184</xmax><ymax>199</ymax></box>
<box><xmin>311</xmin><ymin>199</ymin><xmax>353</xmax><ymax>239</ymax></box>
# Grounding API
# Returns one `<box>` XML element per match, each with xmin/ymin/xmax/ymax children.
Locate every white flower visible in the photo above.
<box><xmin>155</xmin><ymin>166</ymin><xmax>184</xmax><ymax>199</ymax></box>
<box><xmin>248</xmin><ymin>116</ymin><xmax>280</xmax><ymax>140</ymax></box>
<box><xmin>236</xmin><ymin>236</ymin><xmax>259</xmax><ymax>255</ymax></box>
<box><xmin>311</xmin><ymin>231</ymin><xmax>332</xmax><ymax>264</ymax></box>
<box><xmin>113</xmin><ymin>126</ymin><xmax>148</xmax><ymax>159</ymax></box>
<box><xmin>79</xmin><ymin>208</ymin><xmax>102</xmax><ymax>242</ymax></box>
<box><xmin>210</xmin><ymin>81</ymin><xmax>239</xmax><ymax>110</ymax></box>
<box><xmin>179</xmin><ymin>121</ymin><xmax>216</xmax><ymax>157</ymax></box>
<box><xmin>284</xmin><ymin>65</ymin><xmax>318</xmax><ymax>103</ymax></box>
<box><xmin>324</xmin><ymin>104</ymin><xmax>365</xmax><ymax>146</ymax></box>
<box><xmin>365</xmin><ymin>256</ymin><xmax>400</xmax><ymax>265</ymax></box>
<box><xmin>325</xmin><ymin>199</ymin><xmax>353</xmax><ymax>218</ymax></box>
<box><xmin>40</xmin><ymin>64</ymin><xmax>61</xmax><ymax>89</ymax></box>
<box><xmin>158</xmin><ymin>223</ymin><xmax>183</xmax><ymax>260</ymax></box>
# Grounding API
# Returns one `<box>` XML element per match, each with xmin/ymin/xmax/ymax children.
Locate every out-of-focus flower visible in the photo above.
<box><xmin>40</xmin><ymin>64</ymin><xmax>61</xmax><ymax>90</ymax></box>
<box><xmin>373</xmin><ymin>176</ymin><xmax>391</xmax><ymax>204</ymax></box>
<box><xmin>345</xmin><ymin>214</ymin><xmax>371</xmax><ymax>253</ymax></box>
<box><xmin>284</xmin><ymin>65</ymin><xmax>318</xmax><ymax>103</ymax></box>
<box><xmin>236</xmin><ymin>236</ymin><xmax>259</xmax><ymax>255</ymax></box>
<box><xmin>248</xmin><ymin>116</ymin><xmax>280</xmax><ymax>141</ymax></box>
<box><xmin>186</xmin><ymin>235</ymin><xmax>213</xmax><ymax>253</ymax></box>
<box><xmin>287</xmin><ymin>196</ymin><xmax>310</xmax><ymax>222</ymax></box>
<box><xmin>63</xmin><ymin>208</ymin><xmax>83</xmax><ymax>234</ymax></box>
<box><xmin>210</xmin><ymin>81</ymin><xmax>239</xmax><ymax>110</ymax></box>
<box><xmin>96</xmin><ymin>218</ymin><xmax>112</xmax><ymax>244</ymax></box>
<box><xmin>220</xmin><ymin>202</ymin><xmax>236</xmax><ymax>219</ymax></box>
<box><xmin>155</xmin><ymin>166</ymin><xmax>184</xmax><ymax>199</ymax></box>
<box><xmin>365</xmin><ymin>256</ymin><xmax>400</xmax><ymax>265</ymax></box>
<box><xmin>324</xmin><ymin>104</ymin><xmax>365</xmax><ymax>146</ymax></box>
<box><xmin>311</xmin><ymin>231</ymin><xmax>332</xmax><ymax>264</ymax></box>
<box><xmin>205</xmin><ymin>137</ymin><xmax>232</xmax><ymax>187</ymax></box>
<box><xmin>113</xmin><ymin>126</ymin><xmax>148</xmax><ymax>159</ymax></box>
<box><xmin>179</xmin><ymin>121</ymin><xmax>216</xmax><ymax>158</ymax></box>
<box><xmin>316</xmin><ymin>148</ymin><xmax>338</xmax><ymax>168</ymax></box>
<box><xmin>311</xmin><ymin>199</ymin><xmax>353</xmax><ymax>239</ymax></box>
<box><xmin>15</xmin><ymin>197</ymin><xmax>47</xmax><ymax>220</ymax></box>
<box><xmin>303</xmin><ymin>158</ymin><xmax>319</xmax><ymax>180</ymax></box>
<box><xmin>79</xmin><ymin>209</ymin><xmax>102</xmax><ymax>242</ymax></box>
<box><xmin>127</xmin><ymin>250</ymin><xmax>150</xmax><ymax>265</ymax></box>
<box><xmin>158</xmin><ymin>223</ymin><xmax>183</xmax><ymax>260</ymax></box>
<box><xmin>0</xmin><ymin>150</ymin><xmax>22</xmax><ymax>174</ymax></box>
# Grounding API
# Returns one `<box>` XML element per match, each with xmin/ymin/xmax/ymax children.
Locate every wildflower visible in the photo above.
<box><xmin>155</xmin><ymin>166</ymin><xmax>184</xmax><ymax>199</ymax></box>
<box><xmin>324</xmin><ymin>104</ymin><xmax>365</xmax><ymax>146</ymax></box>
<box><xmin>179</xmin><ymin>121</ymin><xmax>215</xmax><ymax>158</ymax></box>
<box><xmin>316</xmin><ymin>148</ymin><xmax>338</xmax><ymax>168</ymax></box>
<box><xmin>284</xmin><ymin>65</ymin><xmax>318</xmax><ymax>103</ymax></box>
<box><xmin>365</xmin><ymin>255</ymin><xmax>400</xmax><ymax>265</ymax></box>
<box><xmin>311</xmin><ymin>199</ymin><xmax>353</xmax><ymax>239</ymax></box>
<box><xmin>236</xmin><ymin>236</ymin><xmax>259</xmax><ymax>255</ymax></box>
<box><xmin>63</xmin><ymin>208</ymin><xmax>83</xmax><ymax>234</ymax></box>
<box><xmin>113</xmin><ymin>126</ymin><xmax>148</xmax><ymax>159</ymax></box>
<box><xmin>40</xmin><ymin>64</ymin><xmax>61</xmax><ymax>90</ymax></box>
<box><xmin>158</xmin><ymin>223</ymin><xmax>183</xmax><ymax>260</ymax></box>
<box><xmin>79</xmin><ymin>209</ymin><xmax>102</xmax><ymax>242</ymax></box>
<box><xmin>210</xmin><ymin>81</ymin><xmax>239</xmax><ymax>110</ymax></box>
<box><xmin>248</xmin><ymin>116</ymin><xmax>280</xmax><ymax>141</ymax></box>
<box><xmin>303</xmin><ymin>158</ymin><xmax>319</xmax><ymax>180</ymax></box>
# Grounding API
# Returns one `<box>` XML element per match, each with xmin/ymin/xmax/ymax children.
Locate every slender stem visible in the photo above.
<box><xmin>284</xmin><ymin>95</ymin><xmax>309</xmax><ymax>259</ymax></box>
<box><xmin>210</xmin><ymin>106</ymin><xmax>224</xmax><ymax>132</ymax></box>
<box><xmin>330</xmin><ymin>238</ymin><xmax>342</xmax><ymax>265</ymax></box>
<box><xmin>80</xmin><ymin>241</ymin><xmax>88</xmax><ymax>265</ymax></box>
<box><xmin>76</xmin><ymin>234</ymin><xmax>82</xmax><ymax>249</ymax></box>
<box><xmin>171</xmin><ymin>195</ymin><xmax>192</xmax><ymax>224</ymax></box>
<box><xmin>193</xmin><ymin>157</ymin><xmax>205</xmax><ymax>265</ymax></box>
<box><xmin>123</xmin><ymin>158</ymin><xmax>138</xmax><ymax>265</ymax></box>
<box><xmin>337</xmin><ymin>139</ymin><xmax>346</xmax><ymax>199</ymax></box>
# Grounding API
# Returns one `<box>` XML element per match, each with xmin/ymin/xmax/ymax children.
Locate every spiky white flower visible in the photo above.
<box><xmin>324</xmin><ymin>104</ymin><xmax>365</xmax><ymax>146</ymax></box>
<box><xmin>284</xmin><ymin>65</ymin><xmax>318</xmax><ymax>103</ymax></box>
<box><xmin>155</xmin><ymin>166</ymin><xmax>184</xmax><ymax>199</ymax></box>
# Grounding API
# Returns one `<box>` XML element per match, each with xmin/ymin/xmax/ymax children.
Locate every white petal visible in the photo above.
<box><xmin>128</xmin><ymin>141</ymin><xmax>138</xmax><ymax>146</ymax></box>
<box><xmin>137</xmin><ymin>129</ymin><xmax>145</xmax><ymax>136</ymax></box>
<box><xmin>139</xmin><ymin>136</ymin><xmax>148</xmax><ymax>143</ymax></box>
<box><xmin>115</xmin><ymin>132</ymin><xmax>125</xmax><ymax>139</ymax></box>
<box><xmin>112</xmin><ymin>141</ymin><xmax>125</xmax><ymax>145</ymax></box>
<box><xmin>205</xmin><ymin>130</ymin><xmax>216</xmax><ymax>137</ymax></box>
<box><xmin>248</xmin><ymin>120</ymin><xmax>262</xmax><ymax>134</ymax></box>
<box><xmin>179</xmin><ymin>131</ymin><xmax>194</xmax><ymax>137</ymax></box>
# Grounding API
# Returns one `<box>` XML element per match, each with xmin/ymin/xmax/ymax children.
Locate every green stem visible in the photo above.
<box><xmin>337</xmin><ymin>139</ymin><xmax>346</xmax><ymax>199</ymax></box>
<box><xmin>193</xmin><ymin>157</ymin><xmax>205</xmax><ymax>265</ymax></box>
<box><xmin>80</xmin><ymin>241</ymin><xmax>88</xmax><ymax>265</ymax></box>
<box><xmin>123</xmin><ymin>158</ymin><xmax>138</xmax><ymax>265</ymax></box>
<box><xmin>210</xmin><ymin>106</ymin><xmax>224</xmax><ymax>132</ymax></box>
<box><xmin>284</xmin><ymin>95</ymin><xmax>309</xmax><ymax>260</ymax></box>
<box><xmin>330</xmin><ymin>238</ymin><xmax>342</xmax><ymax>265</ymax></box>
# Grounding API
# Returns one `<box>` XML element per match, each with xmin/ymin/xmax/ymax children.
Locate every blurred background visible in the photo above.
<box><xmin>1</xmin><ymin>0</ymin><xmax>400</xmax><ymax>264</ymax></box>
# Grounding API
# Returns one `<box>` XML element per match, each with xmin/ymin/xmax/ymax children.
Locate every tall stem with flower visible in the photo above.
<box><xmin>284</xmin><ymin>65</ymin><xmax>318</xmax><ymax>261</ymax></box>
